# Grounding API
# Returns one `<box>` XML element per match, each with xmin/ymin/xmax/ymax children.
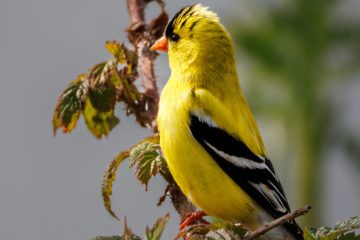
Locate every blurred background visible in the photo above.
<box><xmin>0</xmin><ymin>0</ymin><xmax>359</xmax><ymax>239</ymax></box>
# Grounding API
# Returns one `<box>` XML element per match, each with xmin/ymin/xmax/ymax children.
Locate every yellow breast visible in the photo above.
<box><xmin>157</xmin><ymin>78</ymin><xmax>256</xmax><ymax>223</ymax></box>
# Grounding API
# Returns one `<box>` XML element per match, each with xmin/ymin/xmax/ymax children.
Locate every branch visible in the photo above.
<box><xmin>243</xmin><ymin>206</ymin><xmax>312</xmax><ymax>240</ymax></box>
<box><xmin>125</xmin><ymin>0</ymin><xmax>196</xmax><ymax>220</ymax></box>
<box><xmin>126</xmin><ymin>0</ymin><xmax>159</xmax><ymax>131</ymax></box>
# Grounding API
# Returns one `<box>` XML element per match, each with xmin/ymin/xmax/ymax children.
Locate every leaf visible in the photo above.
<box><xmin>187</xmin><ymin>222</ymin><xmax>248</xmax><ymax>240</ymax></box>
<box><xmin>83</xmin><ymin>98</ymin><xmax>120</xmax><ymax>139</ymax></box>
<box><xmin>91</xmin><ymin>218</ymin><xmax>142</xmax><ymax>240</ymax></box>
<box><xmin>102</xmin><ymin>150</ymin><xmax>130</xmax><ymax>220</ymax></box>
<box><xmin>89</xmin><ymin>59</ymin><xmax>117</xmax><ymax>86</ymax></box>
<box><xmin>88</xmin><ymin>62</ymin><xmax>106</xmax><ymax>84</ymax></box>
<box><xmin>145</xmin><ymin>213</ymin><xmax>170</xmax><ymax>240</ymax></box>
<box><xmin>304</xmin><ymin>216</ymin><xmax>360</xmax><ymax>240</ymax></box>
<box><xmin>123</xmin><ymin>48</ymin><xmax>138</xmax><ymax>77</ymax></box>
<box><xmin>90</xmin><ymin>237</ymin><xmax>122</xmax><ymax>240</ymax></box>
<box><xmin>338</xmin><ymin>232</ymin><xmax>360</xmax><ymax>240</ymax></box>
<box><xmin>129</xmin><ymin>142</ymin><xmax>168</xmax><ymax>190</ymax></box>
<box><xmin>121</xmin><ymin>218</ymin><xmax>142</xmax><ymax>240</ymax></box>
<box><xmin>53</xmin><ymin>74</ymin><xmax>88</xmax><ymax>135</ymax></box>
<box><xmin>88</xmin><ymin>83</ymin><xmax>117</xmax><ymax>112</ymax></box>
<box><xmin>106</xmin><ymin>41</ymin><xmax>126</xmax><ymax>64</ymax></box>
<box><xmin>105</xmin><ymin>41</ymin><xmax>137</xmax><ymax>77</ymax></box>
<box><xmin>101</xmin><ymin>135</ymin><xmax>161</xmax><ymax>219</ymax></box>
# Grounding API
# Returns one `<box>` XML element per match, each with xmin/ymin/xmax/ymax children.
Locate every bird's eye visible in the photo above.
<box><xmin>169</xmin><ymin>33</ymin><xmax>180</xmax><ymax>42</ymax></box>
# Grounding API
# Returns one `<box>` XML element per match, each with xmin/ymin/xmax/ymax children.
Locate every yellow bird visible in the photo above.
<box><xmin>151</xmin><ymin>4</ymin><xmax>303</xmax><ymax>240</ymax></box>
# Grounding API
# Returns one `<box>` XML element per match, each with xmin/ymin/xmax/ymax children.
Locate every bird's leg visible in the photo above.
<box><xmin>179</xmin><ymin>211</ymin><xmax>209</xmax><ymax>231</ymax></box>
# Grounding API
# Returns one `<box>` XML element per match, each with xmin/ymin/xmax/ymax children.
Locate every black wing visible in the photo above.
<box><xmin>189</xmin><ymin>113</ymin><xmax>303</xmax><ymax>240</ymax></box>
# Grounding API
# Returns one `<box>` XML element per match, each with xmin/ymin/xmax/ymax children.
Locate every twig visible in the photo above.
<box><xmin>243</xmin><ymin>206</ymin><xmax>312</xmax><ymax>240</ymax></box>
<box><xmin>126</xmin><ymin>0</ymin><xmax>159</xmax><ymax>131</ymax></box>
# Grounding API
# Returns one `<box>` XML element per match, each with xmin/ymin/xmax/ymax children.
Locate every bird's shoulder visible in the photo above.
<box><xmin>190</xmin><ymin>87</ymin><xmax>266</xmax><ymax>157</ymax></box>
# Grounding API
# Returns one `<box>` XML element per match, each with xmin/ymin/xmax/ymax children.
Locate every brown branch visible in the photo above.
<box><xmin>243</xmin><ymin>206</ymin><xmax>312</xmax><ymax>240</ymax></box>
<box><xmin>126</xmin><ymin>0</ymin><xmax>159</xmax><ymax>131</ymax></box>
<box><xmin>125</xmin><ymin>0</ymin><xmax>196</xmax><ymax>220</ymax></box>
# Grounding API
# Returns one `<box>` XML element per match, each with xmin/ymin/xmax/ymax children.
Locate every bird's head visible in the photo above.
<box><xmin>151</xmin><ymin>4</ymin><xmax>235</xmax><ymax>74</ymax></box>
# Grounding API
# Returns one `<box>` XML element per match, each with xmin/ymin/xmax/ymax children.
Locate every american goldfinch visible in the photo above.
<box><xmin>151</xmin><ymin>4</ymin><xmax>303</xmax><ymax>240</ymax></box>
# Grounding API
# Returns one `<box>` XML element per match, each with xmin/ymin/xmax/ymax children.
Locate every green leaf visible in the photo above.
<box><xmin>304</xmin><ymin>216</ymin><xmax>360</xmax><ymax>240</ymax></box>
<box><xmin>145</xmin><ymin>213</ymin><xmax>170</xmax><ymax>240</ymax></box>
<box><xmin>88</xmin><ymin>59</ymin><xmax>117</xmax><ymax>87</ymax></box>
<box><xmin>53</xmin><ymin>74</ymin><xmax>88</xmax><ymax>135</ymax></box>
<box><xmin>187</xmin><ymin>222</ymin><xmax>248</xmax><ymax>240</ymax></box>
<box><xmin>88</xmin><ymin>83</ymin><xmax>117</xmax><ymax>112</ymax></box>
<box><xmin>129</xmin><ymin>142</ymin><xmax>168</xmax><ymax>190</ymax></box>
<box><xmin>90</xmin><ymin>237</ymin><xmax>121</xmax><ymax>240</ymax></box>
<box><xmin>101</xmin><ymin>135</ymin><xmax>160</xmax><ymax>220</ymax></box>
<box><xmin>338</xmin><ymin>232</ymin><xmax>360</xmax><ymax>240</ymax></box>
<box><xmin>83</xmin><ymin>98</ymin><xmax>119</xmax><ymax>139</ymax></box>
<box><xmin>101</xmin><ymin>151</ymin><xmax>130</xmax><ymax>220</ymax></box>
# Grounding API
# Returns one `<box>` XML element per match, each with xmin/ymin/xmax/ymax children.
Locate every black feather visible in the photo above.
<box><xmin>189</xmin><ymin>113</ymin><xmax>304</xmax><ymax>240</ymax></box>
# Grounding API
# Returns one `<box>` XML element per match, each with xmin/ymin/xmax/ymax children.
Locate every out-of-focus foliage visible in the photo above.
<box><xmin>304</xmin><ymin>216</ymin><xmax>360</xmax><ymax>240</ymax></box>
<box><xmin>145</xmin><ymin>213</ymin><xmax>170</xmax><ymax>240</ymax></box>
<box><xmin>91</xmin><ymin>216</ymin><xmax>360</xmax><ymax>240</ymax></box>
<box><xmin>92</xmin><ymin>214</ymin><xmax>169</xmax><ymax>240</ymax></box>
<box><xmin>232</xmin><ymin>0</ymin><xmax>360</xmax><ymax>224</ymax></box>
<box><xmin>182</xmin><ymin>222</ymin><xmax>248</xmax><ymax>240</ymax></box>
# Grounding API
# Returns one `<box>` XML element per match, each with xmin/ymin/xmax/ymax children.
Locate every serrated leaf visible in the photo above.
<box><xmin>145</xmin><ymin>213</ymin><xmax>170</xmax><ymax>240</ymax></box>
<box><xmin>83</xmin><ymin>98</ymin><xmax>119</xmax><ymax>138</ymax></box>
<box><xmin>304</xmin><ymin>216</ymin><xmax>360</xmax><ymax>240</ymax></box>
<box><xmin>129</xmin><ymin>142</ymin><xmax>167</xmax><ymax>190</ymax></box>
<box><xmin>102</xmin><ymin>151</ymin><xmax>130</xmax><ymax>220</ymax></box>
<box><xmin>53</xmin><ymin>74</ymin><xmax>88</xmax><ymax>135</ymax></box>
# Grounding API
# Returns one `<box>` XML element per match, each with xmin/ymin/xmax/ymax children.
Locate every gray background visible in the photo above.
<box><xmin>0</xmin><ymin>0</ymin><xmax>359</xmax><ymax>239</ymax></box>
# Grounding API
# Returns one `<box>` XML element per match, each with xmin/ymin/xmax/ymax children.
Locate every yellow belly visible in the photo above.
<box><xmin>158</xmin><ymin>83</ymin><xmax>256</xmax><ymax>223</ymax></box>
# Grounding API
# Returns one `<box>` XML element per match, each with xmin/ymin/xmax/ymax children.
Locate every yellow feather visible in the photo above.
<box><xmin>157</xmin><ymin>4</ymin><xmax>293</xmax><ymax>238</ymax></box>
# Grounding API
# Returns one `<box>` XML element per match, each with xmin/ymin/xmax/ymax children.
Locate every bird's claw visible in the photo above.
<box><xmin>179</xmin><ymin>211</ymin><xmax>209</xmax><ymax>231</ymax></box>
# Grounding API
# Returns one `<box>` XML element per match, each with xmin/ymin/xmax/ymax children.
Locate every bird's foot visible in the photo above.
<box><xmin>179</xmin><ymin>211</ymin><xmax>209</xmax><ymax>231</ymax></box>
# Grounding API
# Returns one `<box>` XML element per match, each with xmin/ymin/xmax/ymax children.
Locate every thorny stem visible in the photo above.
<box><xmin>125</xmin><ymin>0</ymin><xmax>196</xmax><ymax>220</ymax></box>
<box><xmin>243</xmin><ymin>206</ymin><xmax>311</xmax><ymax>240</ymax></box>
<box><xmin>126</xmin><ymin>0</ymin><xmax>159</xmax><ymax>131</ymax></box>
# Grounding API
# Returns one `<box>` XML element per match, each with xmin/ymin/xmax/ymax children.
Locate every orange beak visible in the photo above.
<box><xmin>150</xmin><ymin>36</ymin><xmax>168</xmax><ymax>52</ymax></box>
